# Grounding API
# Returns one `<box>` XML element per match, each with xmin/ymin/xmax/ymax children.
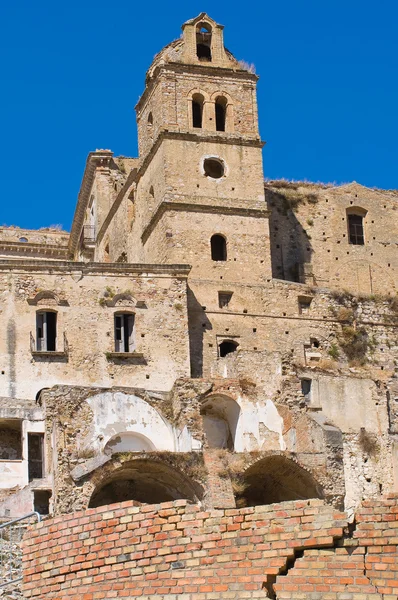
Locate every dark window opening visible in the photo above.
<box><xmin>219</xmin><ymin>340</ymin><xmax>239</xmax><ymax>357</ymax></box>
<box><xmin>192</xmin><ymin>101</ymin><xmax>202</xmax><ymax>128</ymax></box>
<box><xmin>192</xmin><ymin>94</ymin><xmax>204</xmax><ymax>128</ymax></box>
<box><xmin>211</xmin><ymin>234</ymin><xmax>227</xmax><ymax>261</ymax></box>
<box><xmin>0</xmin><ymin>420</ymin><xmax>22</xmax><ymax>460</ymax></box>
<box><xmin>28</xmin><ymin>433</ymin><xmax>44</xmax><ymax>481</ymax></box>
<box><xmin>147</xmin><ymin>112</ymin><xmax>153</xmax><ymax>125</ymax></box>
<box><xmin>301</xmin><ymin>379</ymin><xmax>312</xmax><ymax>402</ymax></box>
<box><xmin>215</xmin><ymin>97</ymin><xmax>227</xmax><ymax>132</ymax></box>
<box><xmin>34</xmin><ymin>490</ymin><xmax>51</xmax><ymax>515</ymax></box>
<box><xmin>203</xmin><ymin>158</ymin><xmax>224</xmax><ymax>179</ymax></box>
<box><xmin>219</xmin><ymin>291</ymin><xmax>233</xmax><ymax>308</ymax></box>
<box><xmin>196</xmin><ymin>23</ymin><xmax>212</xmax><ymax>61</ymax></box>
<box><xmin>348</xmin><ymin>214</ymin><xmax>364</xmax><ymax>245</ymax></box>
<box><xmin>36</xmin><ymin>311</ymin><xmax>56</xmax><ymax>352</ymax></box>
<box><xmin>149</xmin><ymin>186</ymin><xmax>154</xmax><ymax>198</ymax></box>
<box><xmin>114</xmin><ymin>313</ymin><xmax>135</xmax><ymax>353</ymax></box>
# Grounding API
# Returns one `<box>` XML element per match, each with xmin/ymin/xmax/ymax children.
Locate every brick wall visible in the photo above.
<box><xmin>22</xmin><ymin>496</ymin><xmax>397</xmax><ymax>600</ymax></box>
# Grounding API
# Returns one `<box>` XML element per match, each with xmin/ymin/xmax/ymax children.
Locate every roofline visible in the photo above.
<box><xmin>68</xmin><ymin>150</ymin><xmax>114</xmax><ymax>257</ymax></box>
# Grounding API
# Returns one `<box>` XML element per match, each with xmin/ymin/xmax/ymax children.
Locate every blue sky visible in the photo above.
<box><xmin>1</xmin><ymin>0</ymin><xmax>397</xmax><ymax>231</ymax></box>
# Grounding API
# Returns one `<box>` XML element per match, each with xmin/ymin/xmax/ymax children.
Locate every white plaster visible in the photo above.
<box><xmin>86</xmin><ymin>392</ymin><xmax>176</xmax><ymax>453</ymax></box>
<box><xmin>234</xmin><ymin>397</ymin><xmax>286</xmax><ymax>452</ymax></box>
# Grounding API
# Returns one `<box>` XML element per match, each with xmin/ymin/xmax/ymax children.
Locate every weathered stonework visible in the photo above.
<box><xmin>0</xmin><ymin>12</ymin><xmax>397</xmax><ymax>598</ymax></box>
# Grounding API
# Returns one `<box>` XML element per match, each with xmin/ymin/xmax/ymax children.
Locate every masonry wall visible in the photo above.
<box><xmin>22</xmin><ymin>495</ymin><xmax>398</xmax><ymax>599</ymax></box>
<box><xmin>266</xmin><ymin>182</ymin><xmax>398</xmax><ymax>294</ymax></box>
<box><xmin>0</xmin><ymin>263</ymin><xmax>190</xmax><ymax>399</ymax></box>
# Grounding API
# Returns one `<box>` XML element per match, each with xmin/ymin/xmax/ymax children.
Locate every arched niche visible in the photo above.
<box><xmin>201</xmin><ymin>395</ymin><xmax>241</xmax><ymax>450</ymax></box>
<box><xmin>239</xmin><ymin>454</ymin><xmax>323</xmax><ymax>507</ymax></box>
<box><xmin>86</xmin><ymin>392</ymin><xmax>175</xmax><ymax>453</ymax></box>
<box><xmin>104</xmin><ymin>432</ymin><xmax>155</xmax><ymax>455</ymax></box>
<box><xmin>88</xmin><ymin>458</ymin><xmax>202</xmax><ymax>509</ymax></box>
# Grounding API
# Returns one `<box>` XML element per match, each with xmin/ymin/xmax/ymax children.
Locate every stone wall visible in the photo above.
<box><xmin>266</xmin><ymin>181</ymin><xmax>398</xmax><ymax>295</ymax></box>
<box><xmin>21</xmin><ymin>495</ymin><xmax>398</xmax><ymax>599</ymax></box>
<box><xmin>0</xmin><ymin>262</ymin><xmax>190</xmax><ymax>399</ymax></box>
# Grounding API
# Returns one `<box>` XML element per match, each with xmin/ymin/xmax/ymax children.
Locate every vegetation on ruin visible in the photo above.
<box><xmin>358</xmin><ymin>428</ymin><xmax>380</xmax><ymax>456</ymax></box>
<box><xmin>339</xmin><ymin>326</ymin><xmax>376</xmax><ymax>365</ymax></box>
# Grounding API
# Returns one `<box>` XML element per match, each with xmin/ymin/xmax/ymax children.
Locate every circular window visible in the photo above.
<box><xmin>203</xmin><ymin>158</ymin><xmax>225</xmax><ymax>179</ymax></box>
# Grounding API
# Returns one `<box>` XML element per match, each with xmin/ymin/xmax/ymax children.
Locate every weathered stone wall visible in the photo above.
<box><xmin>21</xmin><ymin>495</ymin><xmax>398</xmax><ymax>600</ymax></box>
<box><xmin>0</xmin><ymin>262</ymin><xmax>190</xmax><ymax>399</ymax></box>
<box><xmin>266</xmin><ymin>181</ymin><xmax>398</xmax><ymax>295</ymax></box>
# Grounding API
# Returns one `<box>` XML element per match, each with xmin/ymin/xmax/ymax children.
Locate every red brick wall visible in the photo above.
<box><xmin>22</xmin><ymin>495</ymin><xmax>398</xmax><ymax>600</ymax></box>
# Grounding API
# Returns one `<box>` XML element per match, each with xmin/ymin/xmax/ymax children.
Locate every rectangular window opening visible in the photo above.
<box><xmin>114</xmin><ymin>314</ymin><xmax>135</xmax><ymax>353</ymax></box>
<box><xmin>348</xmin><ymin>214</ymin><xmax>364</xmax><ymax>245</ymax></box>
<box><xmin>28</xmin><ymin>433</ymin><xmax>44</xmax><ymax>481</ymax></box>
<box><xmin>36</xmin><ymin>311</ymin><xmax>57</xmax><ymax>351</ymax></box>
<box><xmin>33</xmin><ymin>490</ymin><xmax>52</xmax><ymax>515</ymax></box>
<box><xmin>218</xmin><ymin>292</ymin><xmax>233</xmax><ymax>309</ymax></box>
<box><xmin>301</xmin><ymin>379</ymin><xmax>312</xmax><ymax>403</ymax></box>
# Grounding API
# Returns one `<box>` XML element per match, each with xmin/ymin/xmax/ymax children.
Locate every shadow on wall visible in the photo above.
<box><xmin>88</xmin><ymin>457</ymin><xmax>204</xmax><ymax>509</ymax></box>
<box><xmin>187</xmin><ymin>286</ymin><xmax>212</xmax><ymax>378</ymax></box>
<box><xmin>236</xmin><ymin>454</ymin><xmax>323</xmax><ymax>507</ymax></box>
<box><xmin>266</xmin><ymin>188</ymin><xmax>314</xmax><ymax>283</ymax></box>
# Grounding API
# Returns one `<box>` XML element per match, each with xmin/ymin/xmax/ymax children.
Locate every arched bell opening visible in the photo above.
<box><xmin>192</xmin><ymin>93</ymin><xmax>205</xmax><ymax>128</ymax></box>
<box><xmin>88</xmin><ymin>458</ymin><xmax>202</xmax><ymax>509</ymax></box>
<box><xmin>237</xmin><ymin>454</ymin><xmax>324</xmax><ymax>507</ymax></box>
<box><xmin>200</xmin><ymin>395</ymin><xmax>241</xmax><ymax>450</ymax></box>
<box><xmin>196</xmin><ymin>22</ymin><xmax>212</xmax><ymax>61</ymax></box>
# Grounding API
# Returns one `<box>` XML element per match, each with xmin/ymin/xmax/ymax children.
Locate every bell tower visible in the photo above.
<box><xmin>132</xmin><ymin>13</ymin><xmax>271</xmax><ymax>285</ymax></box>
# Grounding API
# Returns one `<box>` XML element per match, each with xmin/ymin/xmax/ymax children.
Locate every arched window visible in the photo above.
<box><xmin>149</xmin><ymin>186</ymin><xmax>154</xmax><ymax>199</ymax></box>
<box><xmin>196</xmin><ymin>23</ymin><xmax>212</xmax><ymax>61</ymax></box>
<box><xmin>192</xmin><ymin>93</ymin><xmax>204</xmax><ymax>128</ymax></box>
<box><xmin>211</xmin><ymin>234</ymin><xmax>227</xmax><ymax>261</ymax></box>
<box><xmin>36</xmin><ymin>311</ymin><xmax>57</xmax><ymax>352</ymax></box>
<box><xmin>215</xmin><ymin>96</ymin><xmax>228</xmax><ymax>132</ymax></box>
<box><xmin>147</xmin><ymin>112</ymin><xmax>153</xmax><ymax>125</ymax></box>
<box><xmin>347</xmin><ymin>207</ymin><xmax>367</xmax><ymax>245</ymax></box>
<box><xmin>219</xmin><ymin>340</ymin><xmax>239</xmax><ymax>357</ymax></box>
<box><xmin>114</xmin><ymin>312</ymin><xmax>135</xmax><ymax>353</ymax></box>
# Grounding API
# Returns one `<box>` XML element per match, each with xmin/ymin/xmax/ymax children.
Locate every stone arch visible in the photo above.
<box><xmin>196</xmin><ymin>21</ymin><xmax>212</xmax><ymax>61</ymax></box>
<box><xmin>105</xmin><ymin>292</ymin><xmax>137</xmax><ymax>308</ymax></box>
<box><xmin>200</xmin><ymin>394</ymin><xmax>241</xmax><ymax>450</ymax></box>
<box><xmin>27</xmin><ymin>290</ymin><xmax>67</xmax><ymax>306</ymax></box>
<box><xmin>88</xmin><ymin>456</ymin><xmax>203</xmax><ymax>509</ymax></box>
<box><xmin>238</xmin><ymin>452</ymin><xmax>324</xmax><ymax>507</ymax></box>
<box><xmin>210</xmin><ymin>91</ymin><xmax>234</xmax><ymax>132</ymax></box>
<box><xmin>187</xmin><ymin>88</ymin><xmax>210</xmax><ymax>129</ymax></box>
<box><xmin>334</xmin><ymin>259</ymin><xmax>396</xmax><ymax>295</ymax></box>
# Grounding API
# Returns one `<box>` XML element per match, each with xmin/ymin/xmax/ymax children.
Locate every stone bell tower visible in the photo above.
<box><xmin>133</xmin><ymin>13</ymin><xmax>271</xmax><ymax>284</ymax></box>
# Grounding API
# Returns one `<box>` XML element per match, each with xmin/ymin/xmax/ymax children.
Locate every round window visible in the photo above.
<box><xmin>203</xmin><ymin>158</ymin><xmax>225</xmax><ymax>179</ymax></box>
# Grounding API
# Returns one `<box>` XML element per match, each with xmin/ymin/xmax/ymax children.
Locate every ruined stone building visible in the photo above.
<box><xmin>0</xmin><ymin>12</ymin><xmax>397</xmax><ymax>537</ymax></box>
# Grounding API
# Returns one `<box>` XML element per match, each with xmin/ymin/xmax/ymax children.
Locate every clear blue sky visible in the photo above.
<box><xmin>1</xmin><ymin>0</ymin><xmax>397</xmax><ymax>231</ymax></box>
